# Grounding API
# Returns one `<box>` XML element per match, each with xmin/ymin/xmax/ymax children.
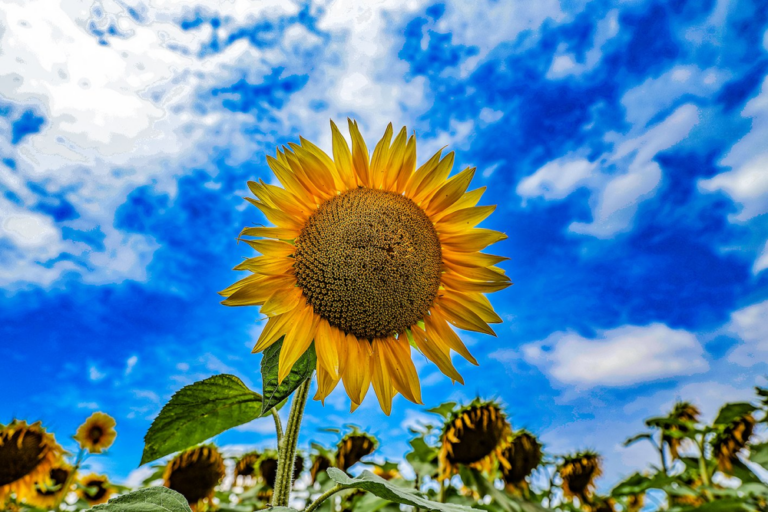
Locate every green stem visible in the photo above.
<box><xmin>304</xmin><ymin>484</ymin><xmax>344</xmax><ymax>512</ymax></box>
<box><xmin>271</xmin><ymin>378</ymin><xmax>311</xmax><ymax>507</ymax></box>
<box><xmin>271</xmin><ymin>408</ymin><xmax>284</xmax><ymax>447</ymax></box>
<box><xmin>55</xmin><ymin>448</ymin><xmax>85</xmax><ymax>511</ymax></box>
<box><xmin>696</xmin><ymin>435</ymin><xmax>713</xmax><ymax>502</ymax></box>
<box><xmin>439</xmin><ymin>478</ymin><xmax>446</xmax><ymax>503</ymax></box>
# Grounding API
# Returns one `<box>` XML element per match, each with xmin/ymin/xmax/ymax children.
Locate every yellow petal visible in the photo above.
<box><xmin>348</xmin><ymin>119</ymin><xmax>371</xmax><ymax>186</ymax></box>
<box><xmin>261</xmin><ymin>286</ymin><xmax>304</xmax><ymax>316</ymax></box>
<box><xmin>315</xmin><ymin>319</ymin><xmax>340</xmax><ymax>379</ymax></box>
<box><xmin>436</xmin><ymin>205</ymin><xmax>496</xmax><ymax>232</ymax></box>
<box><xmin>441</xmin><ymin>272</ymin><xmax>512</xmax><ymax>294</ymax></box>
<box><xmin>410</xmin><ymin>325</ymin><xmax>464</xmax><ymax>384</ymax></box>
<box><xmin>290</xmin><ymin>142</ymin><xmax>336</xmax><ymax>195</ymax></box>
<box><xmin>278</xmin><ymin>306</ymin><xmax>319</xmax><ymax>383</ymax></box>
<box><xmin>369</xmin><ymin>123</ymin><xmax>393</xmax><ymax>189</ymax></box>
<box><xmin>221</xmin><ymin>280</ymin><xmax>275</xmax><ymax>306</ymax></box>
<box><xmin>342</xmin><ymin>336</ymin><xmax>372</xmax><ymax>406</ymax></box>
<box><xmin>412</xmin><ymin>152</ymin><xmax>454</xmax><ymax>205</ymax></box>
<box><xmin>240</xmin><ymin>226</ymin><xmax>299</xmax><ymax>241</ymax></box>
<box><xmin>218</xmin><ymin>273</ymin><xmax>264</xmax><ymax>297</ymax></box>
<box><xmin>424</xmin><ymin>310</ymin><xmax>479</xmax><ymax>365</ymax></box>
<box><xmin>426</xmin><ymin>166</ymin><xmax>476</xmax><ymax>216</ymax></box>
<box><xmin>383</xmin><ymin>336</ymin><xmax>423</xmax><ymax>404</ymax></box>
<box><xmin>242</xmin><ymin>239</ymin><xmax>295</xmax><ymax>258</ymax></box>
<box><xmin>443</xmin><ymin>290</ymin><xmax>503</xmax><ymax>324</ymax></box>
<box><xmin>371</xmin><ymin>340</ymin><xmax>395</xmax><ymax>416</ymax></box>
<box><xmin>383</xmin><ymin>126</ymin><xmax>408</xmax><ymax>191</ymax></box>
<box><xmin>299</xmin><ymin>136</ymin><xmax>345</xmax><ymax>190</ymax></box>
<box><xmin>253</xmin><ymin>312</ymin><xmax>294</xmax><ymax>353</ymax></box>
<box><xmin>313</xmin><ymin>364</ymin><xmax>341</xmax><ymax>404</ymax></box>
<box><xmin>436</xmin><ymin>297</ymin><xmax>496</xmax><ymax>336</ymax></box>
<box><xmin>442</xmin><ymin>250</ymin><xmax>509</xmax><ymax>268</ymax></box>
<box><xmin>233</xmin><ymin>257</ymin><xmax>295</xmax><ymax>276</ymax></box>
<box><xmin>394</xmin><ymin>134</ymin><xmax>417</xmax><ymax>193</ymax></box>
<box><xmin>406</xmin><ymin>148</ymin><xmax>444</xmax><ymax>194</ymax></box>
<box><xmin>440</xmin><ymin>228</ymin><xmax>507</xmax><ymax>252</ymax></box>
<box><xmin>267</xmin><ymin>154</ymin><xmax>313</xmax><ymax>203</ymax></box>
<box><xmin>431</xmin><ymin>187</ymin><xmax>486</xmax><ymax>222</ymax></box>
<box><xmin>330</xmin><ymin>120</ymin><xmax>358</xmax><ymax>190</ymax></box>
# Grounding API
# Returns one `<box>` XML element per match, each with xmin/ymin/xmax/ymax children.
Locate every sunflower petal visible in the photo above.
<box><xmin>261</xmin><ymin>286</ymin><xmax>304</xmax><ymax>316</ymax></box>
<box><xmin>441</xmin><ymin>228</ymin><xmax>507</xmax><ymax>252</ymax></box>
<box><xmin>412</xmin><ymin>151</ymin><xmax>454</xmax><ymax>204</ymax></box>
<box><xmin>240</xmin><ymin>226</ymin><xmax>299</xmax><ymax>241</ymax></box>
<box><xmin>436</xmin><ymin>298</ymin><xmax>496</xmax><ymax>336</ymax></box>
<box><xmin>436</xmin><ymin>205</ymin><xmax>496</xmax><ymax>233</ymax></box>
<box><xmin>411</xmin><ymin>325</ymin><xmax>464</xmax><ymax>384</ymax></box>
<box><xmin>369</xmin><ymin>123</ymin><xmax>393</xmax><ymax>189</ymax></box>
<box><xmin>371</xmin><ymin>340</ymin><xmax>395</xmax><ymax>415</ymax></box>
<box><xmin>315</xmin><ymin>319</ymin><xmax>340</xmax><ymax>379</ymax></box>
<box><xmin>383</xmin><ymin>126</ymin><xmax>408</xmax><ymax>191</ymax></box>
<box><xmin>348</xmin><ymin>119</ymin><xmax>371</xmax><ymax>186</ymax></box>
<box><xmin>314</xmin><ymin>364</ymin><xmax>341</xmax><ymax>404</ymax></box>
<box><xmin>427</xmin><ymin>166</ymin><xmax>476</xmax><ymax>216</ymax></box>
<box><xmin>425</xmin><ymin>310</ymin><xmax>479</xmax><ymax>365</ymax></box>
<box><xmin>278</xmin><ymin>306</ymin><xmax>319</xmax><ymax>383</ymax></box>
<box><xmin>331</xmin><ymin>120</ymin><xmax>358</xmax><ymax>189</ymax></box>
<box><xmin>394</xmin><ymin>134</ymin><xmax>417</xmax><ymax>193</ymax></box>
<box><xmin>382</xmin><ymin>336</ymin><xmax>422</xmax><ymax>404</ymax></box>
<box><xmin>441</xmin><ymin>272</ymin><xmax>512</xmax><ymax>293</ymax></box>
<box><xmin>342</xmin><ymin>336</ymin><xmax>373</xmax><ymax>406</ymax></box>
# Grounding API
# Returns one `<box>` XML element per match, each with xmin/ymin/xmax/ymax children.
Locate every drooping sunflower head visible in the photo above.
<box><xmin>558</xmin><ymin>451</ymin><xmax>602</xmax><ymax>503</ymax></box>
<box><xmin>163</xmin><ymin>445</ymin><xmax>225</xmax><ymax>507</ymax></box>
<box><xmin>438</xmin><ymin>400</ymin><xmax>511</xmax><ymax>480</ymax></box>
<box><xmin>335</xmin><ymin>431</ymin><xmax>378</xmax><ymax>472</ymax></box>
<box><xmin>499</xmin><ymin>430</ymin><xmax>542</xmax><ymax>491</ymax></box>
<box><xmin>661</xmin><ymin>401</ymin><xmax>700</xmax><ymax>459</ymax></box>
<box><xmin>221</xmin><ymin>120</ymin><xmax>510</xmax><ymax>414</ymax></box>
<box><xmin>258</xmin><ymin>449</ymin><xmax>304</xmax><ymax>488</ymax></box>
<box><xmin>74</xmin><ymin>412</ymin><xmax>117</xmax><ymax>454</ymax></box>
<box><xmin>309</xmin><ymin>452</ymin><xmax>332</xmax><ymax>485</ymax></box>
<box><xmin>22</xmin><ymin>464</ymin><xmax>72</xmax><ymax>509</ymax></box>
<box><xmin>712</xmin><ymin>413</ymin><xmax>756</xmax><ymax>474</ymax></box>
<box><xmin>234</xmin><ymin>451</ymin><xmax>260</xmax><ymax>480</ymax></box>
<box><xmin>0</xmin><ymin>420</ymin><xmax>64</xmax><ymax>504</ymax></box>
<box><xmin>78</xmin><ymin>473</ymin><xmax>113</xmax><ymax>506</ymax></box>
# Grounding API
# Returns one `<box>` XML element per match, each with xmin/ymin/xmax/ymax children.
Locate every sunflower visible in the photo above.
<box><xmin>220</xmin><ymin>121</ymin><xmax>510</xmax><ymax>414</ymax></box>
<box><xmin>438</xmin><ymin>400</ymin><xmax>510</xmax><ymax>480</ymax></box>
<box><xmin>163</xmin><ymin>445</ymin><xmax>225</xmax><ymax>509</ymax></box>
<box><xmin>587</xmin><ymin>496</ymin><xmax>615</xmax><ymax>512</ymax></box>
<box><xmin>626</xmin><ymin>494</ymin><xmax>644</xmax><ymax>512</ymax></box>
<box><xmin>712</xmin><ymin>413</ymin><xmax>755</xmax><ymax>474</ymax></box>
<box><xmin>78</xmin><ymin>473</ymin><xmax>113</xmax><ymax>506</ymax></box>
<box><xmin>0</xmin><ymin>421</ymin><xmax>64</xmax><ymax>504</ymax></box>
<box><xmin>234</xmin><ymin>451</ymin><xmax>260</xmax><ymax>481</ymax></box>
<box><xmin>336</xmin><ymin>431</ymin><xmax>378</xmax><ymax>471</ymax></box>
<box><xmin>372</xmin><ymin>461</ymin><xmax>401</xmax><ymax>481</ymax></box>
<box><xmin>259</xmin><ymin>450</ymin><xmax>304</xmax><ymax>488</ymax></box>
<box><xmin>661</xmin><ymin>401</ymin><xmax>700</xmax><ymax>459</ymax></box>
<box><xmin>499</xmin><ymin>430</ymin><xmax>542</xmax><ymax>492</ymax></box>
<box><xmin>74</xmin><ymin>412</ymin><xmax>117</xmax><ymax>454</ymax></box>
<box><xmin>558</xmin><ymin>451</ymin><xmax>602</xmax><ymax>503</ymax></box>
<box><xmin>22</xmin><ymin>464</ymin><xmax>73</xmax><ymax>509</ymax></box>
<box><xmin>309</xmin><ymin>453</ymin><xmax>332</xmax><ymax>484</ymax></box>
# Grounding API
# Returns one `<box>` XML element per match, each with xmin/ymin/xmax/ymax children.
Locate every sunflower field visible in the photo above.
<box><xmin>2</xmin><ymin>123</ymin><xmax>768</xmax><ymax>512</ymax></box>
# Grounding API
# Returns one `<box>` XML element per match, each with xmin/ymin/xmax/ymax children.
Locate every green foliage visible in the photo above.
<box><xmin>140</xmin><ymin>374</ymin><xmax>267</xmax><ymax>465</ymax></box>
<box><xmin>712</xmin><ymin>402</ymin><xmax>758</xmax><ymax>426</ymax></box>
<box><xmin>90</xmin><ymin>487</ymin><xmax>192</xmax><ymax>512</ymax></box>
<box><xmin>261</xmin><ymin>337</ymin><xmax>317</xmax><ymax>415</ymax></box>
<box><xmin>326</xmin><ymin>468</ymin><xmax>481</xmax><ymax>512</ymax></box>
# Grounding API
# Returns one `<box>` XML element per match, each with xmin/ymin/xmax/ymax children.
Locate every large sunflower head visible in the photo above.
<box><xmin>74</xmin><ymin>412</ymin><xmax>117</xmax><ymax>454</ymax></box>
<box><xmin>335</xmin><ymin>431</ymin><xmax>378</xmax><ymax>471</ymax></box>
<box><xmin>221</xmin><ymin>121</ymin><xmax>510</xmax><ymax>414</ymax></box>
<box><xmin>712</xmin><ymin>413</ymin><xmax>756</xmax><ymax>474</ymax></box>
<box><xmin>558</xmin><ymin>451</ymin><xmax>602</xmax><ymax>503</ymax></box>
<box><xmin>23</xmin><ymin>464</ymin><xmax>73</xmax><ymax>509</ymax></box>
<box><xmin>661</xmin><ymin>401</ymin><xmax>700</xmax><ymax>459</ymax></box>
<box><xmin>78</xmin><ymin>473</ymin><xmax>113</xmax><ymax>506</ymax></box>
<box><xmin>234</xmin><ymin>451</ymin><xmax>260</xmax><ymax>481</ymax></box>
<box><xmin>0</xmin><ymin>420</ymin><xmax>64</xmax><ymax>504</ymax></box>
<box><xmin>438</xmin><ymin>400</ymin><xmax>511</xmax><ymax>480</ymax></box>
<box><xmin>163</xmin><ymin>445</ymin><xmax>225</xmax><ymax>508</ymax></box>
<box><xmin>499</xmin><ymin>430</ymin><xmax>542</xmax><ymax>491</ymax></box>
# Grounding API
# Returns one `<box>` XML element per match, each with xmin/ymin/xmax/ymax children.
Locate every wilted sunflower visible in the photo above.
<box><xmin>661</xmin><ymin>401</ymin><xmax>700</xmax><ymax>459</ymax></box>
<box><xmin>163</xmin><ymin>445</ymin><xmax>225</xmax><ymax>508</ymax></box>
<box><xmin>78</xmin><ymin>473</ymin><xmax>113</xmax><ymax>506</ymax></box>
<box><xmin>712</xmin><ymin>413</ymin><xmax>755</xmax><ymax>474</ymax></box>
<box><xmin>259</xmin><ymin>450</ymin><xmax>304</xmax><ymax>488</ymax></box>
<box><xmin>23</xmin><ymin>464</ymin><xmax>72</xmax><ymax>509</ymax></box>
<box><xmin>499</xmin><ymin>430</ymin><xmax>542</xmax><ymax>492</ymax></box>
<box><xmin>74</xmin><ymin>412</ymin><xmax>117</xmax><ymax>454</ymax></box>
<box><xmin>438</xmin><ymin>400</ymin><xmax>511</xmax><ymax>480</ymax></box>
<box><xmin>0</xmin><ymin>421</ymin><xmax>64</xmax><ymax>504</ymax></box>
<box><xmin>234</xmin><ymin>451</ymin><xmax>260</xmax><ymax>481</ymax></box>
<box><xmin>559</xmin><ymin>451</ymin><xmax>602</xmax><ymax>503</ymax></box>
<box><xmin>309</xmin><ymin>453</ymin><xmax>332</xmax><ymax>485</ymax></box>
<box><xmin>220</xmin><ymin>121</ymin><xmax>510</xmax><ymax>414</ymax></box>
<box><xmin>336</xmin><ymin>431</ymin><xmax>378</xmax><ymax>471</ymax></box>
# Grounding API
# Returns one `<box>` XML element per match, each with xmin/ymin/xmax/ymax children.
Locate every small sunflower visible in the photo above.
<box><xmin>499</xmin><ymin>430</ymin><xmax>542</xmax><ymax>492</ymax></box>
<box><xmin>234</xmin><ymin>451</ymin><xmax>260</xmax><ymax>481</ymax></box>
<box><xmin>23</xmin><ymin>464</ymin><xmax>73</xmax><ymax>509</ymax></box>
<box><xmin>559</xmin><ymin>451</ymin><xmax>602</xmax><ymax>503</ymax></box>
<box><xmin>438</xmin><ymin>400</ymin><xmax>511</xmax><ymax>480</ymax></box>
<box><xmin>712</xmin><ymin>413</ymin><xmax>755</xmax><ymax>474</ymax></box>
<box><xmin>259</xmin><ymin>450</ymin><xmax>304</xmax><ymax>488</ymax></box>
<box><xmin>309</xmin><ymin>453</ymin><xmax>332</xmax><ymax>485</ymax></box>
<box><xmin>74</xmin><ymin>412</ymin><xmax>117</xmax><ymax>454</ymax></box>
<box><xmin>163</xmin><ymin>445</ymin><xmax>225</xmax><ymax>508</ymax></box>
<box><xmin>78</xmin><ymin>473</ymin><xmax>113</xmax><ymax>506</ymax></box>
<box><xmin>371</xmin><ymin>461</ymin><xmax>401</xmax><ymax>481</ymax></box>
<box><xmin>0</xmin><ymin>420</ymin><xmax>64</xmax><ymax>504</ymax></box>
<box><xmin>661</xmin><ymin>401</ymin><xmax>700</xmax><ymax>459</ymax></box>
<box><xmin>221</xmin><ymin>121</ymin><xmax>510</xmax><ymax>414</ymax></box>
<box><xmin>336</xmin><ymin>431</ymin><xmax>378</xmax><ymax>472</ymax></box>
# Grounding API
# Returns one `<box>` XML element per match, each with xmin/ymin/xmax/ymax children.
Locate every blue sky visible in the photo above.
<box><xmin>2</xmin><ymin>0</ymin><xmax>768</xmax><ymax>491</ymax></box>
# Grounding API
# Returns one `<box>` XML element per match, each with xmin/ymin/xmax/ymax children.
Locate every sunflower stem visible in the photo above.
<box><xmin>272</xmin><ymin>377</ymin><xmax>311</xmax><ymax>508</ymax></box>
<box><xmin>696</xmin><ymin>434</ymin><xmax>713</xmax><ymax>502</ymax></box>
<box><xmin>271</xmin><ymin>408</ymin><xmax>284</xmax><ymax>447</ymax></box>
<box><xmin>304</xmin><ymin>484</ymin><xmax>344</xmax><ymax>512</ymax></box>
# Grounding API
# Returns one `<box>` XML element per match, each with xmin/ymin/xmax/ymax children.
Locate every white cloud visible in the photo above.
<box><xmin>88</xmin><ymin>365</ymin><xmax>106</xmax><ymax>381</ymax></box>
<box><xmin>700</xmin><ymin>76</ymin><xmax>768</xmax><ymax>221</ymax></box>
<box><xmin>517</xmin><ymin>157</ymin><xmax>596</xmax><ymax>201</ymax></box>
<box><xmin>125</xmin><ymin>355</ymin><xmax>138</xmax><ymax>376</ymax></box>
<box><xmin>724</xmin><ymin>300</ymin><xmax>768</xmax><ymax>366</ymax></box>
<box><xmin>546</xmin><ymin>9</ymin><xmax>619</xmax><ymax>79</ymax></box>
<box><xmin>754</xmin><ymin>241</ymin><xmax>768</xmax><ymax>275</ymax></box>
<box><xmin>521</xmin><ymin>323</ymin><xmax>709</xmax><ymax>388</ymax></box>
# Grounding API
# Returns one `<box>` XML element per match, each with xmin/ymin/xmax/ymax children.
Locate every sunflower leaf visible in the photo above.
<box><xmin>326</xmin><ymin>468</ymin><xmax>482</xmax><ymax>512</ymax></box>
<box><xmin>713</xmin><ymin>402</ymin><xmax>758</xmax><ymax>426</ymax></box>
<box><xmin>90</xmin><ymin>486</ymin><xmax>192</xmax><ymax>512</ymax></box>
<box><xmin>140</xmin><ymin>374</ymin><xmax>265</xmax><ymax>465</ymax></box>
<box><xmin>261</xmin><ymin>337</ymin><xmax>317</xmax><ymax>415</ymax></box>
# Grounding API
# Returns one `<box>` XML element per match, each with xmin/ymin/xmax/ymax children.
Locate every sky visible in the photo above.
<box><xmin>1</xmin><ymin>0</ymin><xmax>768</xmax><ymax>493</ymax></box>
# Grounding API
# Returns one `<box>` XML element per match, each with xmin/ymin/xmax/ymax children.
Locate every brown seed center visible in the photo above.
<box><xmin>293</xmin><ymin>187</ymin><xmax>442</xmax><ymax>340</ymax></box>
<box><xmin>0</xmin><ymin>429</ymin><xmax>47</xmax><ymax>486</ymax></box>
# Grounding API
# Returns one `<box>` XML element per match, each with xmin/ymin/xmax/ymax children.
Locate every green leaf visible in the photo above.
<box><xmin>623</xmin><ymin>433</ymin><xmax>653</xmax><ymax>447</ymax></box>
<box><xmin>90</xmin><ymin>487</ymin><xmax>192</xmax><ymax>512</ymax></box>
<box><xmin>459</xmin><ymin>467</ymin><xmax>521</xmax><ymax>512</ymax></box>
<box><xmin>427</xmin><ymin>402</ymin><xmax>458</xmax><ymax>419</ymax></box>
<box><xmin>326</xmin><ymin>468</ymin><xmax>481</xmax><ymax>512</ymax></box>
<box><xmin>140</xmin><ymin>374</ymin><xmax>265</xmax><ymax>465</ymax></box>
<box><xmin>749</xmin><ymin>441</ymin><xmax>768</xmax><ymax>468</ymax></box>
<box><xmin>611</xmin><ymin>473</ymin><xmax>673</xmax><ymax>496</ymax></box>
<box><xmin>405</xmin><ymin>437</ymin><xmax>439</xmax><ymax>478</ymax></box>
<box><xmin>679</xmin><ymin>499</ymin><xmax>758</xmax><ymax>511</ymax></box>
<box><xmin>713</xmin><ymin>402</ymin><xmax>758</xmax><ymax>426</ymax></box>
<box><xmin>261</xmin><ymin>337</ymin><xmax>317</xmax><ymax>415</ymax></box>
